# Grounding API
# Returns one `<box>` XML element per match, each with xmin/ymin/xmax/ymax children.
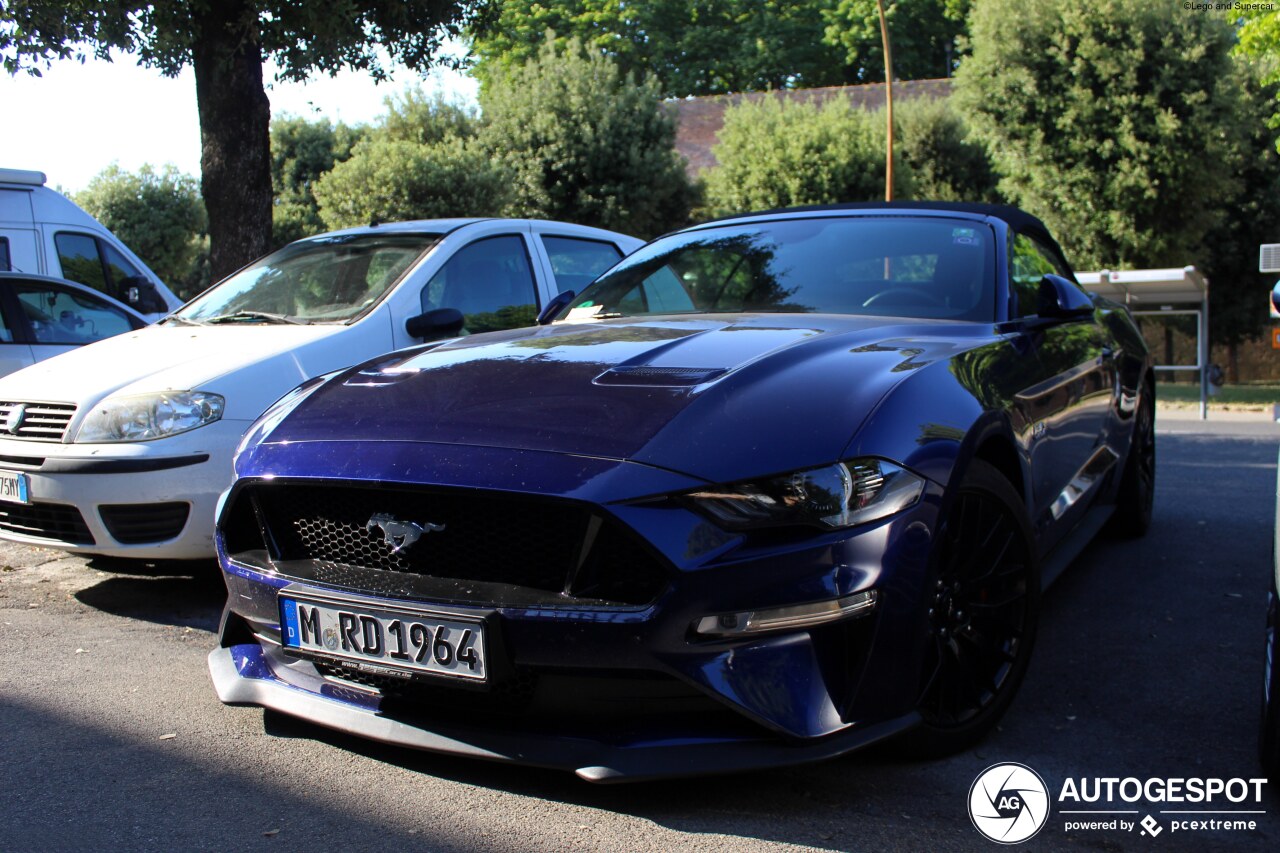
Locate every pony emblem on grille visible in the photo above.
<box><xmin>366</xmin><ymin>513</ymin><xmax>445</xmax><ymax>554</ymax></box>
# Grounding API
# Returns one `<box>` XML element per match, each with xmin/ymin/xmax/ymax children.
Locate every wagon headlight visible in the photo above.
<box><xmin>686</xmin><ymin>458</ymin><xmax>924</xmax><ymax>530</ymax></box>
<box><xmin>75</xmin><ymin>391</ymin><xmax>225</xmax><ymax>443</ymax></box>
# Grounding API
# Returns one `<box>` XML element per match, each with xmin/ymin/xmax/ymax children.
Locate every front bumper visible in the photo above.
<box><xmin>209</xmin><ymin>643</ymin><xmax>919</xmax><ymax>782</ymax></box>
<box><xmin>212</xmin><ymin>441</ymin><xmax>943</xmax><ymax>779</ymax></box>
<box><xmin>0</xmin><ymin>419</ymin><xmax>250</xmax><ymax>559</ymax></box>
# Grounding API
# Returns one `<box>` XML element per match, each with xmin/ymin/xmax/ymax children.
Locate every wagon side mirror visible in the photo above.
<box><xmin>405</xmin><ymin>307</ymin><xmax>465</xmax><ymax>340</ymax></box>
<box><xmin>1037</xmin><ymin>274</ymin><xmax>1094</xmax><ymax>320</ymax></box>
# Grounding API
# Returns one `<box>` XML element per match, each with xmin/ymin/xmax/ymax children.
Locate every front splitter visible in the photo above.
<box><xmin>208</xmin><ymin>643</ymin><xmax>920</xmax><ymax>783</ymax></box>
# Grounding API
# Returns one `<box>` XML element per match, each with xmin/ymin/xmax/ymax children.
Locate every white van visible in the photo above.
<box><xmin>0</xmin><ymin>168</ymin><xmax>183</xmax><ymax>319</ymax></box>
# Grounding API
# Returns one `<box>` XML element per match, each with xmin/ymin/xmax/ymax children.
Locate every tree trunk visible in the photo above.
<box><xmin>192</xmin><ymin>1</ymin><xmax>272</xmax><ymax>282</ymax></box>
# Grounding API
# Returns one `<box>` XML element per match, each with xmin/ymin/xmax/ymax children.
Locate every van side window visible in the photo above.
<box><xmin>102</xmin><ymin>241</ymin><xmax>142</xmax><ymax>286</ymax></box>
<box><xmin>0</xmin><ymin>237</ymin><xmax>10</xmax><ymax>272</ymax></box>
<box><xmin>55</xmin><ymin>233</ymin><xmax>110</xmax><ymax>296</ymax></box>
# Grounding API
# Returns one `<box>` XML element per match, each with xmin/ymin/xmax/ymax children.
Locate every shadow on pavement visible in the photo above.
<box><xmin>75</xmin><ymin>558</ymin><xmax>226</xmax><ymax>631</ymax></box>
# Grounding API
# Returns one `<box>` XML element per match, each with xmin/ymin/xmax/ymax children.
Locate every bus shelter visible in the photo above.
<box><xmin>1075</xmin><ymin>266</ymin><xmax>1210</xmax><ymax>419</ymax></box>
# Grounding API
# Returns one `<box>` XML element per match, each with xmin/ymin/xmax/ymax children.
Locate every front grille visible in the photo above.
<box><xmin>0</xmin><ymin>401</ymin><xmax>77</xmax><ymax>442</ymax></box>
<box><xmin>0</xmin><ymin>501</ymin><xmax>94</xmax><ymax>544</ymax></box>
<box><xmin>232</xmin><ymin>483</ymin><xmax>668</xmax><ymax>606</ymax></box>
<box><xmin>99</xmin><ymin>502</ymin><xmax>190</xmax><ymax>544</ymax></box>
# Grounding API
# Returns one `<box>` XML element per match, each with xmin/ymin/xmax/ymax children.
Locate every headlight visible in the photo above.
<box><xmin>75</xmin><ymin>391</ymin><xmax>225</xmax><ymax>443</ymax></box>
<box><xmin>685</xmin><ymin>458</ymin><xmax>924</xmax><ymax>530</ymax></box>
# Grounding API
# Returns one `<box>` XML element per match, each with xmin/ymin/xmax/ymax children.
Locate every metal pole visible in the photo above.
<box><xmin>1200</xmin><ymin>291</ymin><xmax>1210</xmax><ymax>420</ymax></box>
<box><xmin>877</xmin><ymin>0</ymin><xmax>894</xmax><ymax>201</ymax></box>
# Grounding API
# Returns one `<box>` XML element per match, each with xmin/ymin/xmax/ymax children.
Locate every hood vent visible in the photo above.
<box><xmin>592</xmin><ymin>366</ymin><xmax>727</xmax><ymax>388</ymax></box>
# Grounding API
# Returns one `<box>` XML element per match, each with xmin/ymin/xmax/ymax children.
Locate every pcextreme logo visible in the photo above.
<box><xmin>968</xmin><ymin>763</ymin><xmax>1051</xmax><ymax>844</ymax></box>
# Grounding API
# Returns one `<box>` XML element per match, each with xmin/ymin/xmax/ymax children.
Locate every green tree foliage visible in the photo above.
<box><xmin>1</xmin><ymin>1</ymin><xmax>480</xmax><ymax>280</ymax></box>
<box><xmin>469</xmin><ymin>0</ymin><xmax>855</xmax><ymax>97</ymax></box>
<box><xmin>822</xmin><ymin>0</ymin><xmax>969</xmax><ymax>82</ymax></box>
<box><xmin>377</xmin><ymin>87</ymin><xmax>480</xmax><ymax>145</ymax></box>
<box><xmin>895</xmin><ymin>96</ymin><xmax>999</xmax><ymax>202</ymax></box>
<box><xmin>702</xmin><ymin>95</ymin><xmax>994</xmax><ymax>217</ymax></box>
<box><xmin>313</xmin><ymin>137</ymin><xmax>510</xmax><ymax>229</ymax></box>
<box><xmin>270</xmin><ymin>116</ymin><xmax>365</xmax><ymax>248</ymax></box>
<box><xmin>478</xmin><ymin>38</ymin><xmax>696</xmax><ymax>238</ymax></box>
<box><xmin>1197</xmin><ymin>73</ymin><xmax>1280</xmax><ymax>354</ymax></box>
<box><xmin>953</xmin><ymin>0</ymin><xmax>1242</xmax><ymax>272</ymax></box>
<box><xmin>704</xmin><ymin>97</ymin><xmax>893</xmax><ymax>216</ymax></box>
<box><xmin>310</xmin><ymin>91</ymin><xmax>506</xmax><ymax>229</ymax></box>
<box><xmin>75</xmin><ymin>164</ymin><xmax>208</xmax><ymax>298</ymax></box>
<box><xmin>1234</xmin><ymin>7</ymin><xmax>1280</xmax><ymax>147</ymax></box>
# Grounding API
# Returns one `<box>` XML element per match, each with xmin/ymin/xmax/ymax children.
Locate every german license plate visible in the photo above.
<box><xmin>0</xmin><ymin>470</ymin><xmax>29</xmax><ymax>505</ymax></box>
<box><xmin>279</xmin><ymin>591</ymin><xmax>486</xmax><ymax>682</ymax></box>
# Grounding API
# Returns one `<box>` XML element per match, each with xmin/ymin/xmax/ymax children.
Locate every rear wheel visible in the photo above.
<box><xmin>907</xmin><ymin>459</ymin><xmax>1039</xmax><ymax>758</ymax></box>
<box><xmin>1109</xmin><ymin>386</ymin><xmax>1155</xmax><ymax>537</ymax></box>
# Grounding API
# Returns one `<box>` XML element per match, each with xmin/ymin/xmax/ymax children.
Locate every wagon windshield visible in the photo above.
<box><xmin>177</xmin><ymin>233</ymin><xmax>438</xmax><ymax>324</ymax></box>
<box><xmin>558</xmin><ymin>217</ymin><xmax>996</xmax><ymax>323</ymax></box>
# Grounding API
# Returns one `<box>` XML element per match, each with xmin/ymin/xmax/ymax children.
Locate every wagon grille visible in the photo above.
<box><xmin>225</xmin><ymin>482</ymin><xmax>668</xmax><ymax>607</ymax></box>
<box><xmin>0</xmin><ymin>401</ymin><xmax>77</xmax><ymax>442</ymax></box>
<box><xmin>100</xmin><ymin>502</ymin><xmax>190</xmax><ymax>544</ymax></box>
<box><xmin>0</xmin><ymin>501</ymin><xmax>94</xmax><ymax>544</ymax></box>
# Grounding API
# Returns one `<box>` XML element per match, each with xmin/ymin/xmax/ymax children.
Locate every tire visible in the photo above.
<box><xmin>905</xmin><ymin>459</ymin><xmax>1040</xmax><ymax>758</ymax></box>
<box><xmin>1109</xmin><ymin>385</ymin><xmax>1155</xmax><ymax>538</ymax></box>
<box><xmin>1261</xmin><ymin>574</ymin><xmax>1280</xmax><ymax>783</ymax></box>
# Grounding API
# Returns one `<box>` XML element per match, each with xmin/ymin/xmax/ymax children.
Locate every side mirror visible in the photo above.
<box><xmin>405</xmin><ymin>307</ymin><xmax>465</xmax><ymax>340</ymax></box>
<box><xmin>1037</xmin><ymin>274</ymin><xmax>1094</xmax><ymax>319</ymax></box>
<box><xmin>537</xmin><ymin>290</ymin><xmax>575</xmax><ymax>325</ymax></box>
<box><xmin>119</xmin><ymin>276</ymin><xmax>168</xmax><ymax>314</ymax></box>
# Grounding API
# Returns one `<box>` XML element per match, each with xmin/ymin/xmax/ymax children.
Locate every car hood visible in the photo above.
<box><xmin>0</xmin><ymin>323</ymin><xmax>351</xmax><ymax>419</ymax></box>
<box><xmin>269</xmin><ymin>315</ymin><xmax>988</xmax><ymax>484</ymax></box>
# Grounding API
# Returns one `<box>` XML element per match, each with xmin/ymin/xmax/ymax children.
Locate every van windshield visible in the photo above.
<box><xmin>177</xmin><ymin>233</ymin><xmax>439</xmax><ymax>324</ymax></box>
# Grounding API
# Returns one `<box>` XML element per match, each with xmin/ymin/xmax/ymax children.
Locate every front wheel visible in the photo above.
<box><xmin>1109</xmin><ymin>386</ymin><xmax>1155</xmax><ymax>537</ymax></box>
<box><xmin>906</xmin><ymin>459</ymin><xmax>1040</xmax><ymax>758</ymax></box>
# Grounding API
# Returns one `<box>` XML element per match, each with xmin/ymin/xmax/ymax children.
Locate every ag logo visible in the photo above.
<box><xmin>968</xmin><ymin>762</ymin><xmax>1050</xmax><ymax>844</ymax></box>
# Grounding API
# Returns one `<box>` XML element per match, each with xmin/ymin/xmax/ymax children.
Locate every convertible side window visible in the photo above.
<box><xmin>1009</xmin><ymin>234</ymin><xmax>1071</xmax><ymax>318</ymax></box>
<box><xmin>421</xmin><ymin>235</ymin><xmax>539</xmax><ymax>333</ymax></box>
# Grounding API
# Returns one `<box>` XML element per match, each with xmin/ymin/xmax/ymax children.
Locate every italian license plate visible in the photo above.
<box><xmin>0</xmin><ymin>470</ymin><xmax>29</xmax><ymax>505</ymax></box>
<box><xmin>279</xmin><ymin>591</ymin><xmax>486</xmax><ymax>682</ymax></box>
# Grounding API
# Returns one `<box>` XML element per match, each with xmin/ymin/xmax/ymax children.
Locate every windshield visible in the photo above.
<box><xmin>558</xmin><ymin>217</ymin><xmax>996</xmax><ymax>323</ymax></box>
<box><xmin>177</xmin><ymin>233</ymin><xmax>439</xmax><ymax>324</ymax></box>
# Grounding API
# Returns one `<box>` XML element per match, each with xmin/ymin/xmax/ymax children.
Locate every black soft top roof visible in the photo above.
<box><xmin>706</xmin><ymin>200</ymin><xmax>1072</xmax><ymax>271</ymax></box>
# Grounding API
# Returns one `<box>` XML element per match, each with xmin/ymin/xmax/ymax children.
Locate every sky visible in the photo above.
<box><xmin>1</xmin><ymin>48</ymin><xmax>480</xmax><ymax>195</ymax></box>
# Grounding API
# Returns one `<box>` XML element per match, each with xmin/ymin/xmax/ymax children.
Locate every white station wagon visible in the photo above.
<box><xmin>0</xmin><ymin>219</ymin><xmax>641</xmax><ymax>559</ymax></box>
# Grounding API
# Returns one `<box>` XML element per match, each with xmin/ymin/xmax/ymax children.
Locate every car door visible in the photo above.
<box><xmin>403</xmin><ymin>231</ymin><xmax>543</xmax><ymax>345</ymax></box>
<box><xmin>1007</xmin><ymin>232</ymin><xmax>1118</xmax><ymax>539</ymax></box>
<box><xmin>11</xmin><ymin>278</ymin><xmax>146</xmax><ymax>364</ymax></box>
<box><xmin>534</xmin><ymin>234</ymin><xmax>626</xmax><ymax>297</ymax></box>
<box><xmin>0</xmin><ymin>281</ymin><xmax>36</xmax><ymax>377</ymax></box>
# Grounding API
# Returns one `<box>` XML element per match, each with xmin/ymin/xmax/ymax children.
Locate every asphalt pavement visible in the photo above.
<box><xmin>1</xmin><ymin>410</ymin><xmax>1278</xmax><ymax>851</ymax></box>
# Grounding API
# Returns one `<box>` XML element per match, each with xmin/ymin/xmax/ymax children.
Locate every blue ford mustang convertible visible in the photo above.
<box><xmin>209</xmin><ymin>203</ymin><xmax>1154</xmax><ymax>781</ymax></box>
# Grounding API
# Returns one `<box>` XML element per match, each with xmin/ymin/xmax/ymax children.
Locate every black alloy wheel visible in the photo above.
<box><xmin>907</xmin><ymin>459</ymin><xmax>1040</xmax><ymax>757</ymax></box>
<box><xmin>1109</xmin><ymin>385</ymin><xmax>1155</xmax><ymax>537</ymax></box>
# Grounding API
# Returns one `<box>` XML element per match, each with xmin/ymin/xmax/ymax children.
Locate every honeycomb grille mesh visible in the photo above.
<box><xmin>242</xmin><ymin>483</ymin><xmax>666</xmax><ymax>605</ymax></box>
